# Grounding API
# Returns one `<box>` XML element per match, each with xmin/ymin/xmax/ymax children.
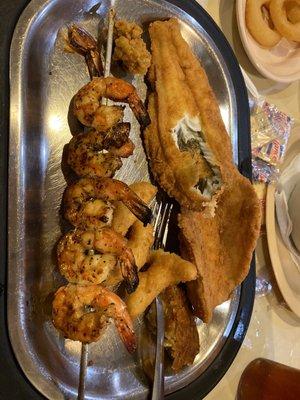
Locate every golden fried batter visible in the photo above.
<box><xmin>178</xmin><ymin>167</ymin><xmax>261</xmax><ymax>323</ymax></box>
<box><xmin>145</xmin><ymin>19</ymin><xmax>237</xmax><ymax>212</ymax></box>
<box><xmin>147</xmin><ymin>285</ymin><xmax>199</xmax><ymax>372</ymax></box>
<box><xmin>126</xmin><ymin>250</ymin><xmax>197</xmax><ymax>319</ymax></box>
<box><xmin>112</xmin><ymin>181</ymin><xmax>157</xmax><ymax>236</ymax></box>
<box><xmin>103</xmin><ymin>182</ymin><xmax>156</xmax><ymax>289</ymax></box>
<box><xmin>113</xmin><ymin>20</ymin><xmax>151</xmax><ymax>75</ymax></box>
<box><xmin>145</xmin><ymin>19</ymin><xmax>261</xmax><ymax>322</ymax></box>
<box><xmin>103</xmin><ymin>221</ymin><xmax>154</xmax><ymax>289</ymax></box>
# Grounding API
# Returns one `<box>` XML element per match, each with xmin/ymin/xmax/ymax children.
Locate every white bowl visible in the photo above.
<box><xmin>266</xmin><ymin>126</ymin><xmax>300</xmax><ymax>317</ymax></box>
<box><xmin>288</xmin><ymin>181</ymin><xmax>300</xmax><ymax>252</ymax></box>
<box><xmin>236</xmin><ymin>0</ymin><xmax>300</xmax><ymax>83</ymax></box>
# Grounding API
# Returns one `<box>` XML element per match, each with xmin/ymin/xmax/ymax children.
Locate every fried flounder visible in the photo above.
<box><xmin>146</xmin><ymin>285</ymin><xmax>200</xmax><ymax>372</ymax></box>
<box><xmin>145</xmin><ymin>19</ymin><xmax>261</xmax><ymax>321</ymax></box>
<box><xmin>178</xmin><ymin>167</ymin><xmax>261</xmax><ymax>323</ymax></box>
<box><xmin>145</xmin><ymin>18</ymin><xmax>235</xmax><ymax>212</ymax></box>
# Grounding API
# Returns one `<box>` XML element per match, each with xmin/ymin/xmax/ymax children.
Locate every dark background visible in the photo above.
<box><xmin>0</xmin><ymin>0</ymin><xmax>43</xmax><ymax>398</ymax></box>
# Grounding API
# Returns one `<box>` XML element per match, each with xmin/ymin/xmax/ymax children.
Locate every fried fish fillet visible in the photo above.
<box><xmin>126</xmin><ymin>250</ymin><xmax>197</xmax><ymax>319</ymax></box>
<box><xmin>178</xmin><ymin>167</ymin><xmax>261</xmax><ymax>323</ymax></box>
<box><xmin>145</xmin><ymin>19</ymin><xmax>261</xmax><ymax>321</ymax></box>
<box><xmin>146</xmin><ymin>285</ymin><xmax>200</xmax><ymax>372</ymax></box>
<box><xmin>145</xmin><ymin>18</ymin><xmax>235</xmax><ymax>213</ymax></box>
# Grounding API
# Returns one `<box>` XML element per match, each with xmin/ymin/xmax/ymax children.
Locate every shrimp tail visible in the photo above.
<box><xmin>68</xmin><ymin>25</ymin><xmax>103</xmax><ymax>78</ymax></box>
<box><xmin>115</xmin><ymin>318</ymin><xmax>137</xmax><ymax>353</ymax></box>
<box><xmin>85</xmin><ymin>51</ymin><xmax>103</xmax><ymax>79</ymax></box>
<box><xmin>123</xmin><ymin>196</ymin><xmax>153</xmax><ymax>226</ymax></box>
<box><xmin>119</xmin><ymin>255</ymin><xmax>139</xmax><ymax>294</ymax></box>
<box><xmin>128</xmin><ymin>93</ymin><xmax>151</xmax><ymax>129</ymax></box>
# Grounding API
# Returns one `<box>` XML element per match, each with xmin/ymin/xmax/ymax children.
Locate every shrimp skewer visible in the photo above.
<box><xmin>57</xmin><ymin>228</ymin><xmax>139</xmax><ymax>293</ymax></box>
<box><xmin>104</xmin><ymin>221</ymin><xmax>154</xmax><ymax>289</ymax></box>
<box><xmin>74</xmin><ymin>76</ymin><xmax>150</xmax><ymax>131</ymax></box>
<box><xmin>64</xmin><ymin>177</ymin><xmax>152</xmax><ymax>230</ymax></box>
<box><xmin>67</xmin><ymin>26</ymin><xmax>138</xmax><ymax>178</ymax></box>
<box><xmin>52</xmin><ymin>283</ymin><xmax>136</xmax><ymax>352</ymax></box>
<box><xmin>68</xmin><ymin>123</ymin><xmax>134</xmax><ymax>178</ymax></box>
<box><xmin>68</xmin><ymin>25</ymin><xmax>103</xmax><ymax>79</ymax></box>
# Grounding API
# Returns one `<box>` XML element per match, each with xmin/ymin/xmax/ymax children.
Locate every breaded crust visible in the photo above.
<box><xmin>147</xmin><ymin>285</ymin><xmax>200</xmax><ymax>371</ymax></box>
<box><xmin>178</xmin><ymin>167</ymin><xmax>261</xmax><ymax>322</ymax></box>
<box><xmin>145</xmin><ymin>19</ymin><xmax>236</xmax><ymax>211</ymax></box>
<box><xmin>126</xmin><ymin>250</ymin><xmax>197</xmax><ymax>319</ymax></box>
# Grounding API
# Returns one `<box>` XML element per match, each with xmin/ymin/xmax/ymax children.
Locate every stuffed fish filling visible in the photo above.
<box><xmin>171</xmin><ymin>116</ymin><xmax>222</xmax><ymax>199</ymax></box>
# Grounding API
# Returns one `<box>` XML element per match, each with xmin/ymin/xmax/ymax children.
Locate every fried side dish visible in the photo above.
<box><xmin>113</xmin><ymin>20</ymin><xmax>151</xmax><ymax>75</ymax></box>
<box><xmin>246</xmin><ymin>0</ymin><xmax>300</xmax><ymax>47</ymax></box>
<box><xmin>146</xmin><ymin>285</ymin><xmax>199</xmax><ymax>372</ymax></box>
<box><xmin>178</xmin><ymin>167</ymin><xmax>261</xmax><ymax>323</ymax></box>
<box><xmin>245</xmin><ymin>0</ymin><xmax>282</xmax><ymax>47</ymax></box>
<box><xmin>112</xmin><ymin>181</ymin><xmax>157</xmax><ymax>235</ymax></box>
<box><xmin>126</xmin><ymin>250</ymin><xmax>197</xmax><ymax>319</ymax></box>
<box><xmin>104</xmin><ymin>221</ymin><xmax>154</xmax><ymax>289</ymax></box>
<box><xmin>103</xmin><ymin>181</ymin><xmax>156</xmax><ymax>289</ymax></box>
<box><xmin>145</xmin><ymin>18</ymin><xmax>239</xmax><ymax>214</ymax></box>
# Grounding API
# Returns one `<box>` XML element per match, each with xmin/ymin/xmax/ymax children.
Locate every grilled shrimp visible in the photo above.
<box><xmin>74</xmin><ymin>77</ymin><xmax>150</xmax><ymax>131</ymax></box>
<box><xmin>104</xmin><ymin>221</ymin><xmax>154</xmax><ymax>289</ymax></box>
<box><xmin>64</xmin><ymin>177</ymin><xmax>152</xmax><ymax>229</ymax></box>
<box><xmin>68</xmin><ymin>25</ymin><xmax>103</xmax><ymax>79</ymax></box>
<box><xmin>68</xmin><ymin>123</ymin><xmax>134</xmax><ymax>178</ymax></box>
<box><xmin>68</xmin><ymin>138</ymin><xmax>122</xmax><ymax>178</ymax></box>
<box><xmin>110</xmin><ymin>140</ymin><xmax>135</xmax><ymax>158</ymax></box>
<box><xmin>52</xmin><ymin>283</ymin><xmax>136</xmax><ymax>351</ymax></box>
<box><xmin>57</xmin><ymin>228</ymin><xmax>139</xmax><ymax>293</ymax></box>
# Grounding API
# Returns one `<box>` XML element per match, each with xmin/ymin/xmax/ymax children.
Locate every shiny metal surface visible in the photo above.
<box><xmin>152</xmin><ymin>297</ymin><xmax>165</xmax><ymax>400</ymax></box>
<box><xmin>9</xmin><ymin>0</ymin><xmax>239</xmax><ymax>399</ymax></box>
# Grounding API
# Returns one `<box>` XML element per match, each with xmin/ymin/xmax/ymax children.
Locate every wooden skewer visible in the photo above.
<box><xmin>77</xmin><ymin>343</ymin><xmax>89</xmax><ymax>400</ymax></box>
<box><xmin>77</xmin><ymin>6</ymin><xmax>115</xmax><ymax>400</ymax></box>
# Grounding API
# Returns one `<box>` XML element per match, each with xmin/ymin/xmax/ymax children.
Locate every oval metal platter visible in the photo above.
<box><xmin>8</xmin><ymin>0</ymin><xmax>254</xmax><ymax>399</ymax></box>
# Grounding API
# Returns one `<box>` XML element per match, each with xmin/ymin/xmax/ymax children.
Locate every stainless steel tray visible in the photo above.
<box><xmin>8</xmin><ymin>0</ymin><xmax>247</xmax><ymax>399</ymax></box>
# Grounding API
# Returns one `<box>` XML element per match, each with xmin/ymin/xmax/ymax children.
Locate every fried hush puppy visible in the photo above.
<box><xmin>113</xmin><ymin>20</ymin><xmax>151</xmax><ymax>75</ymax></box>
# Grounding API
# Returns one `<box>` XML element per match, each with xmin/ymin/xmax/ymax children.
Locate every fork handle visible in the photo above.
<box><xmin>151</xmin><ymin>296</ymin><xmax>165</xmax><ymax>400</ymax></box>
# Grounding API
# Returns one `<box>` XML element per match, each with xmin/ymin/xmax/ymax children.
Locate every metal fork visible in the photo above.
<box><xmin>150</xmin><ymin>199</ymin><xmax>173</xmax><ymax>400</ymax></box>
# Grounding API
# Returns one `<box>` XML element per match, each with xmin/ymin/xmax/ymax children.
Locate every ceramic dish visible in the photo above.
<box><xmin>236</xmin><ymin>0</ymin><xmax>300</xmax><ymax>83</ymax></box>
<box><xmin>266</xmin><ymin>126</ymin><xmax>300</xmax><ymax>317</ymax></box>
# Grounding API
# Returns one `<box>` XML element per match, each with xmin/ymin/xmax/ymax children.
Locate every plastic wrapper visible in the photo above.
<box><xmin>251</xmin><ymin>101</ymin><xmax>293</xmax><ymax>183</ymax></box>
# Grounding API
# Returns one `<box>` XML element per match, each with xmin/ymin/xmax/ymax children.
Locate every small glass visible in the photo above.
<box><xmin>237</xmin><ymin>358</ymin><xmax>300</xmax><ymax>400</ymax></box>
